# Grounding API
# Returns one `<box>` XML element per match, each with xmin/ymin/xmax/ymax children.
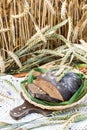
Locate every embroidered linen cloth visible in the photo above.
<box><xmin>0</xmin><ymin>75</ymin><xmax>87</xmax><ymax>130</ymax></box>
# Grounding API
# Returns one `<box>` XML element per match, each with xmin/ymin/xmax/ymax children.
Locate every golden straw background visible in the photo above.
<box><xmin>0</xmin><ymin>0</ymin><xmax>87</xmax><ymax>73</ymax></box>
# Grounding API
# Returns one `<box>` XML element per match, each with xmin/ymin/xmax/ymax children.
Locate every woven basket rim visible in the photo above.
<box><xmin>21</xmin><ymin>89</ymin><xmax>87</xmax><ymax>110</ymax></box>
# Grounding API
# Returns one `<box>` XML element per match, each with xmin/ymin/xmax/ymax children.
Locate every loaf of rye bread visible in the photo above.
<box><xmin>34</xmin><ymin>71</ymin><xmax>82</xmax><ymax>101</ymax></box>
<box><xmin>27</xmin><ymin>84</ymin><xmax>61</xmax><ymax>103</ymax></box>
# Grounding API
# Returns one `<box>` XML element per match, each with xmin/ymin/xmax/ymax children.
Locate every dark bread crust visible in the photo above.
<box><xmin>60</xmin><ymin>72</ymin><xmax>82</xmax><ymax>94</ymax></box>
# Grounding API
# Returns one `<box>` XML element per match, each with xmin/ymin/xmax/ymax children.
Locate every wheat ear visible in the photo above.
<box><xmin>61</xmin><ymin>0</ymin><xmax>67</xmax><ymax>20</ymax></box>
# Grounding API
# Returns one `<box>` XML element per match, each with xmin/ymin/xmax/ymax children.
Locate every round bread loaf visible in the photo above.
<box><xmin>34</xmin><ymin>71</ymin><xmax>82</xmax><ymax>101</ymax></box>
